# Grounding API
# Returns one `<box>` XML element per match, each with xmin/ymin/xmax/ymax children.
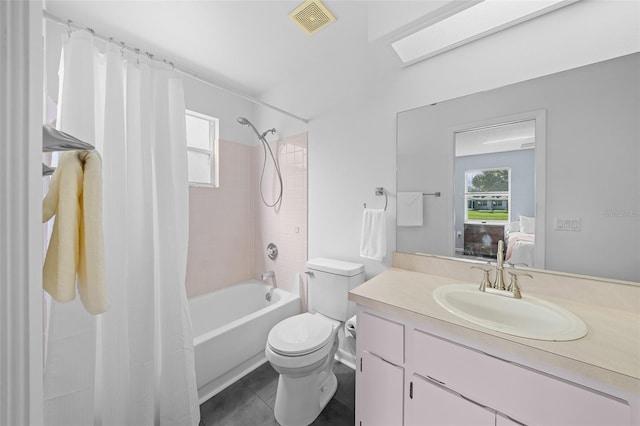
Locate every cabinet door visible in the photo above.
<box><xmin>406</xmin><ymin>375</ymin><xmax>495</xmax><ymax>426</ymax></box>
<box><xmin>356</xmin><ymin>350</ymin><xmax>404</xmax><ymax>426</ymax></box>
<box><xmin>358</xmin><ymin>311</ymin><xmax>404</xmax><ymax>365</ymax></box>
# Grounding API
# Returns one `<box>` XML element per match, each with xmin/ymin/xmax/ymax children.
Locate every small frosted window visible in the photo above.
<box><xmin>186</xmin><ymin>114</ymin><xmax>211</xmax><ymax>150</ymax></box>
<box><xmin>187</xmin><ymin>151</ymin><xmax>212</xmax><ymax>185</ymax></box>
<box><xmin>185</xmin><ymin>110</ymin><xmax>218</xmax><ymax>187</ymax></box>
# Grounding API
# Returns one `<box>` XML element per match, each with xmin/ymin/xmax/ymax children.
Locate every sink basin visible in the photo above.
<box><xmin>433</xmin><ymin>284</ymin><xmax>588</xmax><ymax>341</ymax></box>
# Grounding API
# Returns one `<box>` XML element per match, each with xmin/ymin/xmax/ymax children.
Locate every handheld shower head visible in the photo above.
<box><xmin>237</xmin><ymin>116</ymin><xmax>261</xmax><ymax>138</ymax></box>
<box><xmin>237</xmin><ymin>117</ymin><xmax>277</xmax><ymax>141</ymax></box>
<box><xmin>236</xmin><ymin>116</ymin><xmax>283</xmax><ymax>208</ymax></box>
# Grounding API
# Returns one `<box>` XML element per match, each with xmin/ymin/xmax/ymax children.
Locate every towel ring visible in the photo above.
<box><xmin>364</xmin><ymin>187</ymin><xmax>387</xmax><ymax>211</ymax></box>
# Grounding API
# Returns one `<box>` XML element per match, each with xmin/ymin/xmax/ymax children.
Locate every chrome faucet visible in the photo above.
<box><xmin>471</xmin><ymin>240</ymin><xmax>531</xmax><ymax>299</ymax></box>
<box><xmin>261</xmin><ymin>271</ymin><xmax>275</xmax><ymax>301</ymax></box>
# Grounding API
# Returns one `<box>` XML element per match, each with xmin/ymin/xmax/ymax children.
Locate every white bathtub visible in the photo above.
<box><xmin>190</xmin><ymin>280</ymin><xmax>300</xmax><ymax>403</ymax></box>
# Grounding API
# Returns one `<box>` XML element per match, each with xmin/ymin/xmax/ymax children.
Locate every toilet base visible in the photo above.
<box><xmin>273</xmin><ymin>368</ymin><xmax>337</xmax><ymax>426</ymax></box>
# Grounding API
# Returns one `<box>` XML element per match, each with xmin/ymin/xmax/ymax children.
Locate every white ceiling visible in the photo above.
<box><xmin>455</xmin><ymin>120</ymin><xmax>536</xmax><ymax>157</ymax></box>
<box><xmin>44</xmin><ymin>0</ymin><xmax>418</xmax><ymax>97</ymax></box>
<box><xmin>43</xmin><ymin>0</ymin><xmax>640</xmax><ymax>120</ymax></box>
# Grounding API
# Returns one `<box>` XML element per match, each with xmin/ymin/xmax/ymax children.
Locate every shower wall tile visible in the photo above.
<box><xmin>253</xmin><ymin>132</ymin><xmax>308</xmax><ymax>310</ymax></box>
<box><xmin>186</xmin><ymin>139</ymin><xmax>254</xmax><ymax>298</ymax></box>
<box><xmin>187</xmin><ymin>132</ymin><xmax>308</xmax><ymax>309</ymax></box>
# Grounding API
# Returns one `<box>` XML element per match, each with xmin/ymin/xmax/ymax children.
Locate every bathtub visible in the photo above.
<box><xmin>190</xmin><ymin>280</ymin><xmax>300</xmax><ymax>403</ymax></box>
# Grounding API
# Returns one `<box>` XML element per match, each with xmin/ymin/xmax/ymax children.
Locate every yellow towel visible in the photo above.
<box><xmin>43</xmin><ymin>151</ymin><xmax>109</xmax><ymax>314</ymax></box>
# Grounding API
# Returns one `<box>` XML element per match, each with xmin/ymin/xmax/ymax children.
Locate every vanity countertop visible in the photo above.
<box><xmin>349</xmin><ymin>266</ymin><xmax>640</xmax><ymax>393</ymax></box>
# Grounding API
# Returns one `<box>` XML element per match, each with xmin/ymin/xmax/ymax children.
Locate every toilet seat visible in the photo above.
<box><xmin>268</xmin><ymin>313</ymin><xmax>336</xmax><ymax>356</ymax></box>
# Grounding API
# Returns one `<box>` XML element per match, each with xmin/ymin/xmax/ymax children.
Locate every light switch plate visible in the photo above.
<box><xmin>554</xmin><ymin>217</ymin><xmax>581</xmax><ymax>231</ymax></box>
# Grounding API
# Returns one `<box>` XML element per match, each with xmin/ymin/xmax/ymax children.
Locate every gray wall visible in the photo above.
<box><xmin>398</xmin><ymin>53</ymin><xmax>639</xmax><ymax>282</ymax></box>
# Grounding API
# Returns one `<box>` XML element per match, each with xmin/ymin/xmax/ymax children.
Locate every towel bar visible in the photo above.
<box><xmin>42</xmin><ymin>125</ymin><xmax>95</xmax><ymax>176</ymax></box>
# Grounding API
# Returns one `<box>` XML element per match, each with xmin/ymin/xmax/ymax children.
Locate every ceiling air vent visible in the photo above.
<box><xmin>289</xmin><ymin>0</ymin><xmax>336</xmax><ymax>35</ymax></box>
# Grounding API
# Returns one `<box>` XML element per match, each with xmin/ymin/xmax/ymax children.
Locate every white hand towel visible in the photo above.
<box><xmin>360</xmin><ymin>208</ymin><xmax>386</xmax><ymax>261</ymax></box>
<box><xmin>43</xmin><ymin>151</ymin><xmax>108</xmax><ymax>315</ymax></box>
<box><xmin>397</xmin><ymin>192</ymin><xmax>424</xmax><ymax>226</ymax></box>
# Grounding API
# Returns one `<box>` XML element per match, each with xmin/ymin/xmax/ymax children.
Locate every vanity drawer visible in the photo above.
<box><xmin>413</xmin><ymin>329</ymin><xmax>630</xmax><ymax>425</ymax></box>
<box><xmin>358</xmin><ymin>311</ymin><xmax>404</xmax><ymax>365</ymax></box>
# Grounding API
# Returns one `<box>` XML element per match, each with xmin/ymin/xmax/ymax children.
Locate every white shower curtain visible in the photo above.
<box><xmin>43</xmin><ymin>30</ymin><xmax>199</xmax><ymax>425</ymax></box>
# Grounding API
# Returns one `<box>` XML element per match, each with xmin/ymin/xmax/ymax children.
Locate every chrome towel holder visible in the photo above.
<box><xmin>363</xmin><ymin>188</ymin><xmax>441</xmax><ymax>211</ymax></box>
<box><xmin>364</xmin><ymin>187</ymin><xmax>388</xmax><ymax>211</ymax></box>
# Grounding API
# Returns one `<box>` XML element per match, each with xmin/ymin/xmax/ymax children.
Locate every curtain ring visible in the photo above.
<box><xmin>120</xmin><ymin>42</ymin><xmax>126</xmax><ymax>57</ymax></box>
<box><xmin>66</xmin><ymin>20</ymin><xmax>73</xmax><ymax>38</ymax></box>
<box><xmin>135</xmin><ymin>48</ymin><xmax>140</xmax><ymax>65</ymax></box>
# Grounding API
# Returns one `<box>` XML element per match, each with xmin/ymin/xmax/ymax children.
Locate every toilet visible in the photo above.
<box><xmin>265</xmin><ymin>258</ymin><xmax>364</xmax><ymax>426</ymax></box>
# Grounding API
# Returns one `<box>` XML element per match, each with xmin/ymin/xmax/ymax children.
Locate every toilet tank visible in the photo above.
<box><xmin>306</xmin><ymin>258</ymin><xmax>365</xmax><ymax>321</ymax></box>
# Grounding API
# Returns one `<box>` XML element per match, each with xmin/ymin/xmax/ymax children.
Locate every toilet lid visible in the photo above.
<box><xmin>268</xmin><ymin>313</ymin><xmax>335</xmax><ymax>356</ymax></box>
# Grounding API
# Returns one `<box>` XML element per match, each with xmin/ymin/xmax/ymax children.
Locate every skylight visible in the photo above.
<box><xmin>391</xmin><ymin>0</ymin><xmax>579</xmax><ymax>65</ymax></box>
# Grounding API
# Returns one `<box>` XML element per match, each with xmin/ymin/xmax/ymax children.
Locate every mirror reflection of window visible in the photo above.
<box><xmin>464</xmin><ymin>168</ymin><xmax>511</xmax><ymax>224</ymax></box>
<box><xmin>455</xmin><ymin>120</ymin><xmax>535</xmax><ymax>262</ymax></box>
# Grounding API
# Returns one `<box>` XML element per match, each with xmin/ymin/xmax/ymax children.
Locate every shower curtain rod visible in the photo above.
<box><xmin>42</xmin><ymin>10</ymin><xmax>309</xmax><ymax>125</ymax></box>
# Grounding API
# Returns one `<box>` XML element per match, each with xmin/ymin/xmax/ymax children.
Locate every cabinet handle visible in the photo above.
<box><xmin>426</xmin><ymin>375</ymin><xmax>445</xmax><ymax>386</ymax></box>
<box><xmin>409</xmin><ymin>381</ymin><xmax>413</xmax><ymax>399</ymax></box>
<box><xmin>458</xmin><ymin>392</ymin><xmax>493</xmax><ymax>411</ymax></box>
<box><xmin>421</xmin><ymin>373</ymin><xmax>494</xmax><ymax>412</ymax></box>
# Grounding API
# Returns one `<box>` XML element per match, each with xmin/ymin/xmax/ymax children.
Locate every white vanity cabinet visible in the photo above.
<box><xmin>413</xmin><ymin>329</ymin><xmax>630</xmax><ymax>425</ymax></box>
<box><xmin>356</xmin><ymin>307</ymin><xmax>632</xmax><ymax>426</ymax></box>
<box><xmin>356</xmin><ymin>311</ymin><xmax>405</xmax><ymax>426</ymax></box>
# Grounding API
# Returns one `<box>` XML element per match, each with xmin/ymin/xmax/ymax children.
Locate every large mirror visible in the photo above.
<box><xmin>397</xmin><ymin>53</ymin><xmax>639</xmax><ymax>283</ymax></box>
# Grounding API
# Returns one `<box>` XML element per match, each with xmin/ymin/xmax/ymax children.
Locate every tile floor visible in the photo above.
<box><xmin>199</xmin><ymin>360</ymin><xmax>355</xmax><ymax>426</ymax></box>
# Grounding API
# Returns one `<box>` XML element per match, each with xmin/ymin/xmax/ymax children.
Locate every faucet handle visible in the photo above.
<box><xmin>507</xmin><ymin>272</ymin><xmax>533</xmax><ymax>298</ymax></box>
<box><xmin>471</xmin><ymin>266</ymin><xmax>493</xmax><ymax>292</ymax></box>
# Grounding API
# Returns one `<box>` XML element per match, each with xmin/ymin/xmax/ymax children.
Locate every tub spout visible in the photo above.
<box><xmin>261</xmin><ymin>271</ymin><xmax>275</xmax><ymax>301</ymax></box>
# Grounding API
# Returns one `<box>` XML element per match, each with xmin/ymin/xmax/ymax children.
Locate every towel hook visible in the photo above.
<box><xmin>364</xmin><ymin>187</ymin><xmax>388</xmax><ymax>211</ymax></box>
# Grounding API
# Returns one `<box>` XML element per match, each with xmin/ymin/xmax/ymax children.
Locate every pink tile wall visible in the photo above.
<box><xmin>253</xmin><ymin>133</ymin><xmax>309</xmax><ymax>309</ymax></box>
<box><xmin>186</xmin><ymin>139</ymin><xmax>254</xmax><ymax>298</ymax></box>
<box><xmin>186</xmin><ymin>133</ymin><xmax>308</xmax><ymax>304</ymax></box>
